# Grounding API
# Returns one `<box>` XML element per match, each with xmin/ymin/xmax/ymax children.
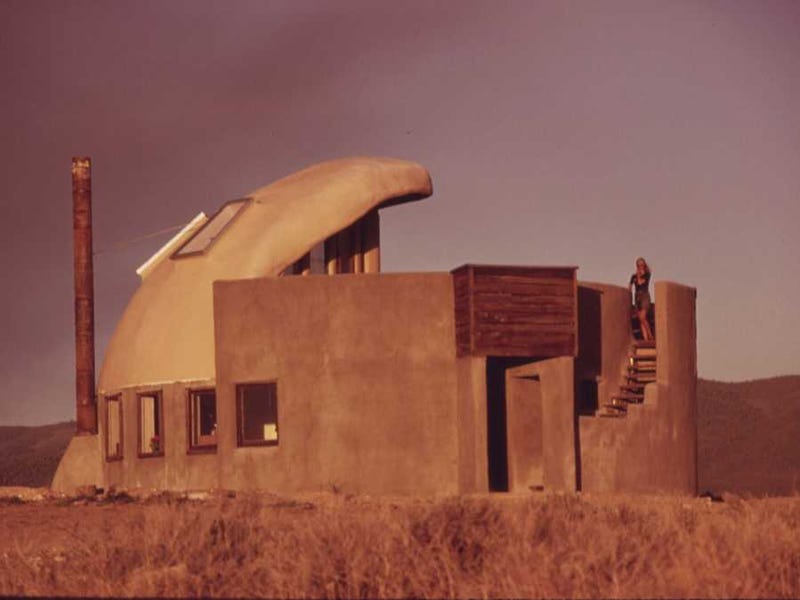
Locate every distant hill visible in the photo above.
<box><xmin>0</xmin><ymin>421</ymin><xmax>75</xmax><ymax>487</ymax></box>
<box><xmin>1</xmin><ymin>376</ymin><xmax>798</xmax><ymax>494</ymax></box>
<box><xmin>697</xmin><ymin>375</ymin><xmax>800</xmax><ymax>496</ymax></box>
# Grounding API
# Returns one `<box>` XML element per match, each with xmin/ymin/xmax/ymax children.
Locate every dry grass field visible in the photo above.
<box><xmin>1</xmin><ymin>490</ymin><xmax>798</xmax><ymax>599</ymax></box>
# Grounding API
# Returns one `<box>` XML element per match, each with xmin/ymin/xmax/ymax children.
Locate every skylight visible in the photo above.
<box><xmin>172</xmin><ymin>198</ymin><xmax>250</xmax><ymax>258</ymax></box>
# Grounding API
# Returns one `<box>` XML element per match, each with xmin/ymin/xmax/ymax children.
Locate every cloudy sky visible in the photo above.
<box><xmin>1</xmin><ymin>0</ymin><xmax>798</xmax><ymax>425</ymax></box>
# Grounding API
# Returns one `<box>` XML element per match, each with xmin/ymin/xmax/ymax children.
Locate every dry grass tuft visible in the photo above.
<box><xmin>1</xmin><ymin>492</ymin><xmax>798</xmax><ymax>598</ymax></box>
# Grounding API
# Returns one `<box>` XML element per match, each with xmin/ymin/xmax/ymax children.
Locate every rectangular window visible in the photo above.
<box><xmin>171</xmin><ymin>198</ymin><xmax>250</xmax><ymax>258</ymax></box>
<box><xmin>188</xmin><ymin>388</ymin><xmax>217</xmax><ymax>452</ymax></box>
<box><xmin>236</xmin><ymin>382</ymin><xmax>279</xmax><ymax>447</ymax></box>
<box><xmin>137</xmin><ymin>391</ymin><xmax>164</xmax><ymax>457</ymax></box>
<box><xmin>105</xmin><ymin>394</ymin><xmax>123</xmax><ymax>461</ymax></box>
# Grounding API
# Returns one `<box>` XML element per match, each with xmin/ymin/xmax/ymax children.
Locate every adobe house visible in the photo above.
<box><xmin>53</xmin><ymin>156</ymin><xmax>697</xmax><ymax>496</ymax></box>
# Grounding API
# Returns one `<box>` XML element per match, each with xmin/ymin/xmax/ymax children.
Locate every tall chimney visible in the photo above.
<box><xmin>72</xmin><ymin>157</ymin><xmax>97</xmax><ymax>434</ymax></box>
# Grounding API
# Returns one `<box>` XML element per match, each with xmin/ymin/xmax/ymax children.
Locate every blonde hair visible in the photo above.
<box><xmin>635</xmin><ymin>257</ymin><xmax>651</xmax><ymax>274</ymax></box>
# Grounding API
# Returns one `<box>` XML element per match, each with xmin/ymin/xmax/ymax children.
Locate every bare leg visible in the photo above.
<box><xmin>638</xmin><ymin>309</ymin><xmax>653</xmax><ymax>340</ymax></box>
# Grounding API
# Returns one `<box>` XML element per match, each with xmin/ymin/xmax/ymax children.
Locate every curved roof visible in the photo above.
<box><xmin>98</xmin><ymin>156</ymin><xmax>433</xmax><ymax>391</ymax></box>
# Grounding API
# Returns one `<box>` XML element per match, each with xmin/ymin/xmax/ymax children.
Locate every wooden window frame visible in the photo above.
<box><xmin>105</xmin><ymin>394</ymin><xmax>123</xmax><ymax>462</ymax></box>
<box><xmin>236</xmin><ymin>381</ymin><xmax>279</xmax><ymax>448</ymax></box>
<box><xmin>187</xmin><ymin>387</ymin><xmax>217</xmax><ymax>454</ymax></box>
<box><xmin>136</xmin><ymin>390</ymin><xmax>165</xmax><ymax>459</ymax></box>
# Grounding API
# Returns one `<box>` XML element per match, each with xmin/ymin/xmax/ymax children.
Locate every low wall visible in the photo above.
<box><xmin>579</xmin><ymin>281</ymin><xmax>698</xmax><ymax>494</ymax></box>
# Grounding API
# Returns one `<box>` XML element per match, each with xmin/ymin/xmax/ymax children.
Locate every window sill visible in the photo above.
<box><xmin>137</xmin><ymin>452</ymin><xmax>165</xmax><ymax>459</ymax></box>
<box><xmin>237</xmin><ymin>440</ymin><xmax>279</xmax><ymax>448</ymax></box>
<box><xmin>187</xmin><ymin>445</ymin><xmax>217</xmax><ymax>455</ymax></box>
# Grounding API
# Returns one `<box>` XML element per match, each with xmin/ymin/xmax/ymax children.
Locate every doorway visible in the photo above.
<box><xmin>486</xmin><ymin>357</ymin><xmax>535</xmax><ymax>491</ymax></box>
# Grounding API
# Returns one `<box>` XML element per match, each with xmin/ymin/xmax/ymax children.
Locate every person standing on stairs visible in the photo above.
<box><xmin>630</xmin><ymin>257</ymin><xmax>654</xmax><ymax>341</ymax></box>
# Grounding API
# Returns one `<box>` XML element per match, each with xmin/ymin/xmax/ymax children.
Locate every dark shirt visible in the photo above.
<box><xmin>630</xmin><ymin>272</ymin><xmax>650</xmax><ymax>294</ymax></box>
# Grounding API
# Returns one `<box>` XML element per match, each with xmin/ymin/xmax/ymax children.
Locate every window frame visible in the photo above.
<box><xmin>136</xmin><ymin>390</ymin><xmax>165</xmax><ymax>459</ymax></box>
<box><xmin>105</xmin><ymin>394</ymin><xmax>123</xmax><ymax>462</ymax></box>
<box><xmin>186</xmin><ymin>387</ymin><xmax>218</xmax><ymax>454</ymax></box>
<box><xmin>236</xmin><ymin>381</ymin><xmax>279</xmax><ymax>448</ymax></box>
<box><xmin>170</xmin><ymin>197</ymin><xmax>251</xmax><ymax>259</ymax></box>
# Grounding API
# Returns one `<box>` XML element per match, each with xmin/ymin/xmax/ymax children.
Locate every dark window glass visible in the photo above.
<box><xmin>237</xmin><ymin>382</ymin><xmax>278</xmax><ymax>446</ymax></box>
<box><xmin>188</xmin><ymin>389</ymin><xmax>217</xmax><ymax>451</ymax></box>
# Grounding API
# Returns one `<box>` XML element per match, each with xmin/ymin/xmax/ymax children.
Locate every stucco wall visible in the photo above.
<box><xmin>212</xmin><ymin>273</ymin><xmax>461</xmax><ymax>495</ymax></box>
<box><xmin>99</xmin><ymin>380</ymin><xmax>219</xmax><ymax>491</ymax></box>
<box><xmin>51</xmin><ymin>433</ymin><xmax>104</xmax><ymax>492</ymax></box>
<box><xmin>579</xmin><ymin>281</ymin><xmax>697</xmax><ymax>495</ymax></box>
<box><xmin>456</xmin><ymin>356</ymin><xmax>488</xmax><ymax>493</ymax></box>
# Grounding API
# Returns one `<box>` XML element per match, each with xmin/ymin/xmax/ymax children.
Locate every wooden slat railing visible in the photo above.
<box><xmin>451</xmin><ymin>264</ymin><xmax>578</xmax><ymax>358</ymax></box>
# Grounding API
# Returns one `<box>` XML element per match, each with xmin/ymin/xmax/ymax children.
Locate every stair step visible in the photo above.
<box><xmin>620</xmin><ymin>383</ymin><xmax>645</xmax><ymax>393</ymax></box>
<box><xmin>633</xmin><ymin>340</ymin><xmax>656</xmax><ymax>348</ymax></box>
<box><xmin>629</xmin><ymin>365</ymin><xmax>656</xmax><ymax>373</ymax></box>
<box><xmin>630</xmin><ymin>353</ymin><xmax>657</xmax><ymax>361</ymax></box>
<box><xmin>612</xmin><ymin>392</ymin><xmax>643</xmax><ymax>403</ymax></box>
<box><xmin>628</xmin><ymin>359</ymin><xmax>658</xmax><ymax>369</ymax></box>
<box><xmin>597</xmin><ymin>406</ymin><xmax>627</xmax><ymax>418</ymax></box>
<box><xmin>629</xmin><ymin>374</ymin><xmax>656</xmax><ymax>384</ymax></box>
<box><xmin>629</xmin><ymin>370</ymin><xmax>656</xmax><ymax>378</ymax></box>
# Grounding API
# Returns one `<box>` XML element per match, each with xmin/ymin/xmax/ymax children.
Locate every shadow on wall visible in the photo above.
<box><xmin>485</xmin><ymin>356</ymin><xmax>537</xmax><ymax>492</ymax></box>
<box><xmin>576</xmin><ymin>287</ymin><xmax>602</xmax><ymax>415</ymax></box>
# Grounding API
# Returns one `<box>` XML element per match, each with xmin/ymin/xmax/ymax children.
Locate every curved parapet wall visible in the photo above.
<box><xmin>97</xmin><ymin>157</ymin><xmax>432</xmax><ymax>393</ymax></box>
<box><xmin>578</xmin><ymin>280</ymin><xmax>698</xmax><ymax>495</ymax></box>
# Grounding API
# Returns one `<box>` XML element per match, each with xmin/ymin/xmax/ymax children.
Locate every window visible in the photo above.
<box><xmin>281</xmin><ymin>242</ymin><xmax>325</xmax><ymax>276</ymax></box>
<box><xmin>137</xmin><ymin>391</ymin><xmax>164</xmax><ymax>457</ymax></box>
<box><xmin>236</xmin><ymin>382</ymin><xmax>279</xmax><ymax>447</ymax></box>
<box><xmin>172</xmin><ymin>198</ymin><xmax>250</xmax><ymax>258</ymax></box>
<box><xmin>188</xmin><ymin>388</ymin><xmax>217</xmax><ymax>452</ymax></box>
<box><xmin>322</xmin><ymin>212</ymin><xmax>380</xmax><ymax>274</ymax></box>
<box><xmin>105</xmin><ymin>394</ymin><xmax>123</xmax><ymax>461</ymax></box>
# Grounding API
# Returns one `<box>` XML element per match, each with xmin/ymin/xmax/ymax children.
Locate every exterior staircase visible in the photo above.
<box><xmin>598</xmin><ymin>339</ymin><xmax>656</xmax><ymax>417</ymax></box>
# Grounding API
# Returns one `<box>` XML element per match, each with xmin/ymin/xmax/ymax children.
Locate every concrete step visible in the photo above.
<box><xmin>597</xmin><ymin>406</ymin><xmax>627</xmax><ymax>418</ymax></box>
<box><xmin>633</xmin><ymin>345</ymin><xmax>657</xmax><ymax>353</ymax></box>
<box><xmin>628</xmin><ymin>374</ymin><xmax>656</xmax><ymax>384</ymax></box>
<box><xmin>620</xmin><ymin>383</ymin><xmax>645</xmax><ymax>393</ymax></box>
<box><xmin>612</xmin><ymin>392</ymin><xmax>644</xmax><ymax>403</ymax></box>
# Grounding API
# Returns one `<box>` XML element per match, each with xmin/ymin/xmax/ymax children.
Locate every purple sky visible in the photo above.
<box><xmin>1</xmin><ymin>0</ymin><xmax>798</xmax><ymax>425</ymax></box>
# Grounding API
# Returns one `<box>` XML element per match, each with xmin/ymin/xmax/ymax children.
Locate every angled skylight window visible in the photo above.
<box><xmin>172</xmin><ymin>198</ymin><xmax>250</xmax><ymax>258</ymax></box>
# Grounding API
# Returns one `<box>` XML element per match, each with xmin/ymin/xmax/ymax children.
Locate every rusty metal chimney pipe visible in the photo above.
<box><xmin>72</xmin><ymin>157</ymin><xmax>97</xmax><ymax>434</ymax></box>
